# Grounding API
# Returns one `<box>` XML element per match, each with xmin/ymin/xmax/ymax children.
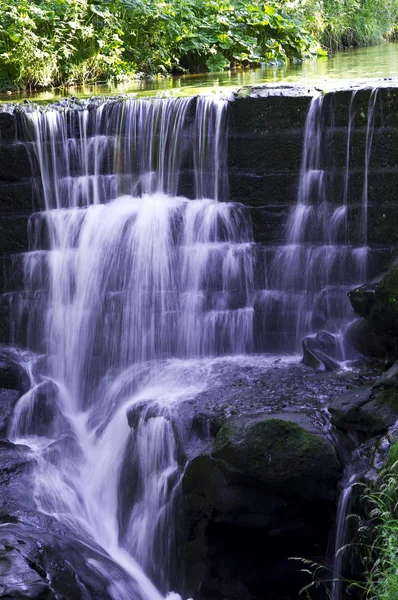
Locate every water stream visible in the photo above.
<box><xmin>1</xmin><ymin>87</ymin><xmax>382</xmax><ymax>598</ymax></box>
<box><xmin>7</xmin><ymin>95</ymin><xmax>258</xmax><ymax>599</ymax></box>
<box><xmin>254</xmin><ymin>89</ymin><xmax>378</xmax><ymax>354</ymax></box>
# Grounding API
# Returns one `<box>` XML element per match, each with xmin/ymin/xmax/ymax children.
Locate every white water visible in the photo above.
<box><xmin>255</xmin><ymin>91</ymin><xmax>378</xmax><ymax>354</ymax></box>
<box><xmin>4</xmin><ymin>89</ymin><xmax>381</xmax><ymax>598</ymax></box>
<box><xmin>9</xmin><ymin>95</ymin><xmax>259</xmax><ymax>599</ymax></box>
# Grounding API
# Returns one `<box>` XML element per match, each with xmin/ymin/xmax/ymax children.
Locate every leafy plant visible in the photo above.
<box><xmin>0</xmin><ymin>0</ymin><xmax>397</xmax><ymax>90</ymax></box>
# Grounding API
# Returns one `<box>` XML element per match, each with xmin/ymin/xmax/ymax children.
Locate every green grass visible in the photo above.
<box><xmin>292</xmin><ymin>444</ymin><xmax>398</xmax><ymax>599</ymax></box>
<box><xmin>359</xmin><ymin>454</ymin><xmax>398</xmax><ymax>600</ymax></box>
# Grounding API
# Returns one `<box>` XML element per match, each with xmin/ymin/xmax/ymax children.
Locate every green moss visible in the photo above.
<box><xmin>377</xmin><ymin>265</ymin><xmax>398</xmax><ymax>309</ymax></box>
<box><xmin>375</xmin><ymin>387</ymin><xmax>398</xmax><ymax>412</ymax></box>
<box><xmin>214</xmin><ymin>417</ymin><xmax>325</xmax><ymax>459</ymax></box>
<box><xmin>212</xmin><ymin>415</ymin><xmax>339</xmax><ymax>496</ymax></box>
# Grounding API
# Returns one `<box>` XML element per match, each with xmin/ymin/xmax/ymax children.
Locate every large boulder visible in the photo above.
<box><xmin>182</xmin><ymin>412</ymin><xmax>341</xmax><ymax>600</ymax></box>
<box><xmin>345</xmin><ymin>318</ymin><xmax>397</xmax><ymax>359</ymax></box>
<box><xmin>211</xmin><ymin>413</ymin><xmax>340</xmax><ymax>500</ymax></box>
<box><xmin>347</xmin><ymin>264</ymin><xmax>398</xmax><ymax>358</ymax></box>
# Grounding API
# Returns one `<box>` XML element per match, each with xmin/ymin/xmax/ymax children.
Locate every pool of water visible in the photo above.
<box><xmin>2</xmin><ymin>42</ymin><xmax>398</xmax><ymax>103</ymax></box>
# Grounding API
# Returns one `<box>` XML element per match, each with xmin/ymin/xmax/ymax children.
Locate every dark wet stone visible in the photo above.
<box><xmin>0</xmin><ymin>112</ymin><xmax>16</xmax><ymax>141</ymax></box>
<box><xmin>0</xmin><ymin>437</ymin><xmax>144</xmax><ymax>600</ymax></box>
<box><xmin>0</xmin><ymin>525</ymin><xmax>119</xmax><ymax>600</ymax></box>
<box><xmin>0</xmin><ymin>388</ymin><xmax>20</xmax><ymax>437</ymax></box>
<box><xmin>302</xmin><ymin>333</ymin><xmax>340</xmax><ymax>372</ymax></box>
<box><xmin>349</xmin><ymin>265</ymin><xmax>398</xmax><ymax>345</ymax></box>
<box><xmin>0</xmin><ymin>353</ymin><xmax>30</xmax><ymax>394</ymax></box>
<box><xmin>345</xmin><ymin>318</ymin><xmax>398</xmax><ymax>359</ymax></box>
<box><xmin>182</xmin><ymin>412</ymin><xmax>340</xmax><ymax>600</ymax></box>
<box><xmin>0</xmin><ymin>440</ymin><xmax>35</xmax><ymax>511</ymax></box>
<box><xmin>374</xmin><ymin>359</ymin><xmax>398</xmax><ymax>388</ymax></box>
<box><xmin>0</xmin><ymin>543</ymin><xmax>51</xmax><ymax>599</ymax></box>
<box><xmin>329</xmin><ymin>376</ymin><xmax>398</xmax><ymax>436</ymax></box>
<box><xmin>126</xmin><ymin>400</ymin><xmax>166</xmax><ymax>429</ymax></box>
<box><xmin>16</xmin><ymin>380</ymin><xmax>71</xmax><ymax>439</ymax></box>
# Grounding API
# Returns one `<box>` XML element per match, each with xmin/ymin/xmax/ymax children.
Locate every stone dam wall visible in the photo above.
<box><xmin>1</xmin><ymin>85</ymin><xmax>398</xmax><ymax>340</ymax></box>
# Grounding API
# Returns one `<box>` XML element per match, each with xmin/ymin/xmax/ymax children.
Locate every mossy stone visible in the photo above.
<box><xmin>329</xmin><ymin>376</ymin><xmax>398</xmax><ymax>437</ymax></box>
<box><xmin>212</xmin><ymin>413</ymin><xmax>340</xmax><ymax>501</ymax></box>
<box><xmin>377</xmin><ymin>265</ymin><xmax>398</xmax><ymax>310</ymax></box>
<box><xmin>349</xmin><ymin>264</ymin><xmax>398</xmax><ymax>341</ymax></box>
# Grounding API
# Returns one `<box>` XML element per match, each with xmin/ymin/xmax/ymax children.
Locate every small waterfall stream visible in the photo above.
<box><xmin>255</xmin><ymin>90</ymin><xmax>378</xmax><ymax>354</ymax></box>
<box><xmin>1</xmin><ymin>87</ymin><xmax>383</xmax><ymax>598</ymax></box>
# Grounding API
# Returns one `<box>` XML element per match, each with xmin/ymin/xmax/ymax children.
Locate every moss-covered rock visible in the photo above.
<box><xmin>329</xmin><ymin>386</ymin><xmax>398</xmax><ymax>435</ymax></box>
<box><xmin>212</xmin><ymin>413</ymin><xmax>340</xmax><ymax>500</ymax></box>
<box><xmin>329</xmin><ymin>361</ymin><xmax>398</xmax><ymax>436</ymax></box>
<box><xmin>348</xmin><ymin>265</ymin><xmax>398</xmax><ymax>343</ymax></box>
<box><xmin>182</xmin><ymin>412</ymin><xmax>341</xmax><ymax>600</ymax></box>
<box><xmin>377</xmin><ymin>265</ymin><xmax>398</xmax><ymax>307</ymax></box>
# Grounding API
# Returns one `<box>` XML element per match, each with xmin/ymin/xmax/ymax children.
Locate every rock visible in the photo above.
<box><xmin>182</xmin><ymin>412</ymin><xmax>340</xmax><ymax>599</ymax></box>
<box><xmin>374</xmin><ymin>359</ymin><xmax>398</xmax><ymax>388</ymax></box>
<box><xmin>13</xmin><ymin>380</ymin><xmax>71</xmax><ymax>439</ymax></box>
<box><xmin>0</xmin><ymin>353</ymin><xmax>30</xmax><ymax>394</ymax></box>
<box><xmin>212</xmin><ymin>413</ymin><xmax>340</xmax><ymax>500</ymax></box>
<box><xmin>0</xmin><ymin>352</ymin><xmax>31</xmax><ymax>436</ymax></box>
<box><xmin>344</xmin><ymin>318</ymin><xmax>397</xmax><ymax>359</ymax></box>
<box><xmin>0</xmin><ymin>525</ymin><xmax>121</xmax><ymax>600</ymax></box>
<box><xmin>348</xmin><ymin>280</ymin><xmax>379</xmax><ymax>320</ymax></box>
<box><xmin>0</xmin><ymin>439</ymin><xmax>143</xmax><ymax>599</ymax></box>
<box><xmin>0</xmin><ymin>542</ymin><xmax>51</xmax><ymax>599</ymax></box>
<box><xmin>302</xmin><ymin>331</ymin><xmax>341</xmax><ymax>371</ymax></box>
<box><xmin>0</xmin><ymin>388</ymin><xmax>20</xmax><ymax>437</ymax></box>
<box><xmin>329</xmin><ymin>378</ymin><xmax>398</xmax><ymax>436</ymax></box>
<box><xmin>348</xmin><ymin>265</ymin><xmax>398</xmax><ymax>349</ymax></box>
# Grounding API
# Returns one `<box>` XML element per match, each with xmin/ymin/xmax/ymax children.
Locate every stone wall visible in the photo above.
<box><xmin>1</xmin><ymin>85</ymin><xmax>398</xmax><ymax>341</ymax></box>
<box><xmin>227</xmin><ymin>86</ymin><xmax>398</xmax><ymax>252</ymax></box>
<box><xmin>228</xmin><ymin>91</ymin><xmax>311</xmax><ymax>245</ymax></box>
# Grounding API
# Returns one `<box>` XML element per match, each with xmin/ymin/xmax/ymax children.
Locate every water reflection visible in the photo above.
<box><xmin>2</xmin><ymin>42</ymin><xmax>398</xmax><ymax>103</ymax></box>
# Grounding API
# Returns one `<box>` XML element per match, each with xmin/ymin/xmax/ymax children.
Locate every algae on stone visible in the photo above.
<box><xmin>212</xmin><ymin>413</ymin><xmax>340</xmax><ymax>501</ymax></box>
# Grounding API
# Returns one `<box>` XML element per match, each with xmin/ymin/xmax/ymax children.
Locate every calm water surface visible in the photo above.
<box><xmin>2</xmin><ymin>42</ymin><xmax>398</xmax><ymax>103</ymax></box>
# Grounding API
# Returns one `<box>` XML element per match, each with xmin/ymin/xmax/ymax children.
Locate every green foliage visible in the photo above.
<box><xmin>301</xmin><ymin>0</ymin><xmax>398</xmax><ymax>49</ymax></box>
<box><xmin>0</xmin><ymin>0</ymin><xmax>132</xmax><ymax>88</ymax></box>
<box><xmin>0</xmin><ymin>0</ymin><xmax>398</xmax><ymax>89</ymax></box>
<box><xmin>357</xmin><ymin>463</ymin><xmax>398</xmax><ymax>600</ymax></box>
<box><xmin>290</xmin><ymin>446</ymin><xmax>398</xmax><ymax>599</ymax></box>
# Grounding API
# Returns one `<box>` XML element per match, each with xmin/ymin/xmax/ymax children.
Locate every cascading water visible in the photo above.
<box><xmin>7</xmin><ymin>95</ymin><xmax>258</xmax><ymax>600</ymax></box>
<box><xmin>1</xmin><ymin>86</ymin><xmax>383</xmax><ymax>599</ymax></box>
<box><xmin>254</xmin><ymin>90</ymin><xmax>379</xmax><ymax>354</ymax></box>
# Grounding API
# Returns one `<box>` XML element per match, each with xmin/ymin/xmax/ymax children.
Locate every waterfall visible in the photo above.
<box><xmin>2</xmin><ymin>87</ymin><xmax>383</xmax><ymax>598</ymax></box>
<box><xmin>359</xmin><ymin>88</ymin><xmax>379</xmax><ymax>279</ymax></box>
<box><xmin>8</xmin><ymin>95</ymin><xmax>256</xmax><ymax>599</ymax></box>
<box><xmin>253</xmin><ymin>90</ymin><xmax>378</xmax><ymax>354</ymax></box>
<box><xmin>331</xmin><ymin>472</ymin><xmax>356</xmax><ymax>600</ymax></box>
